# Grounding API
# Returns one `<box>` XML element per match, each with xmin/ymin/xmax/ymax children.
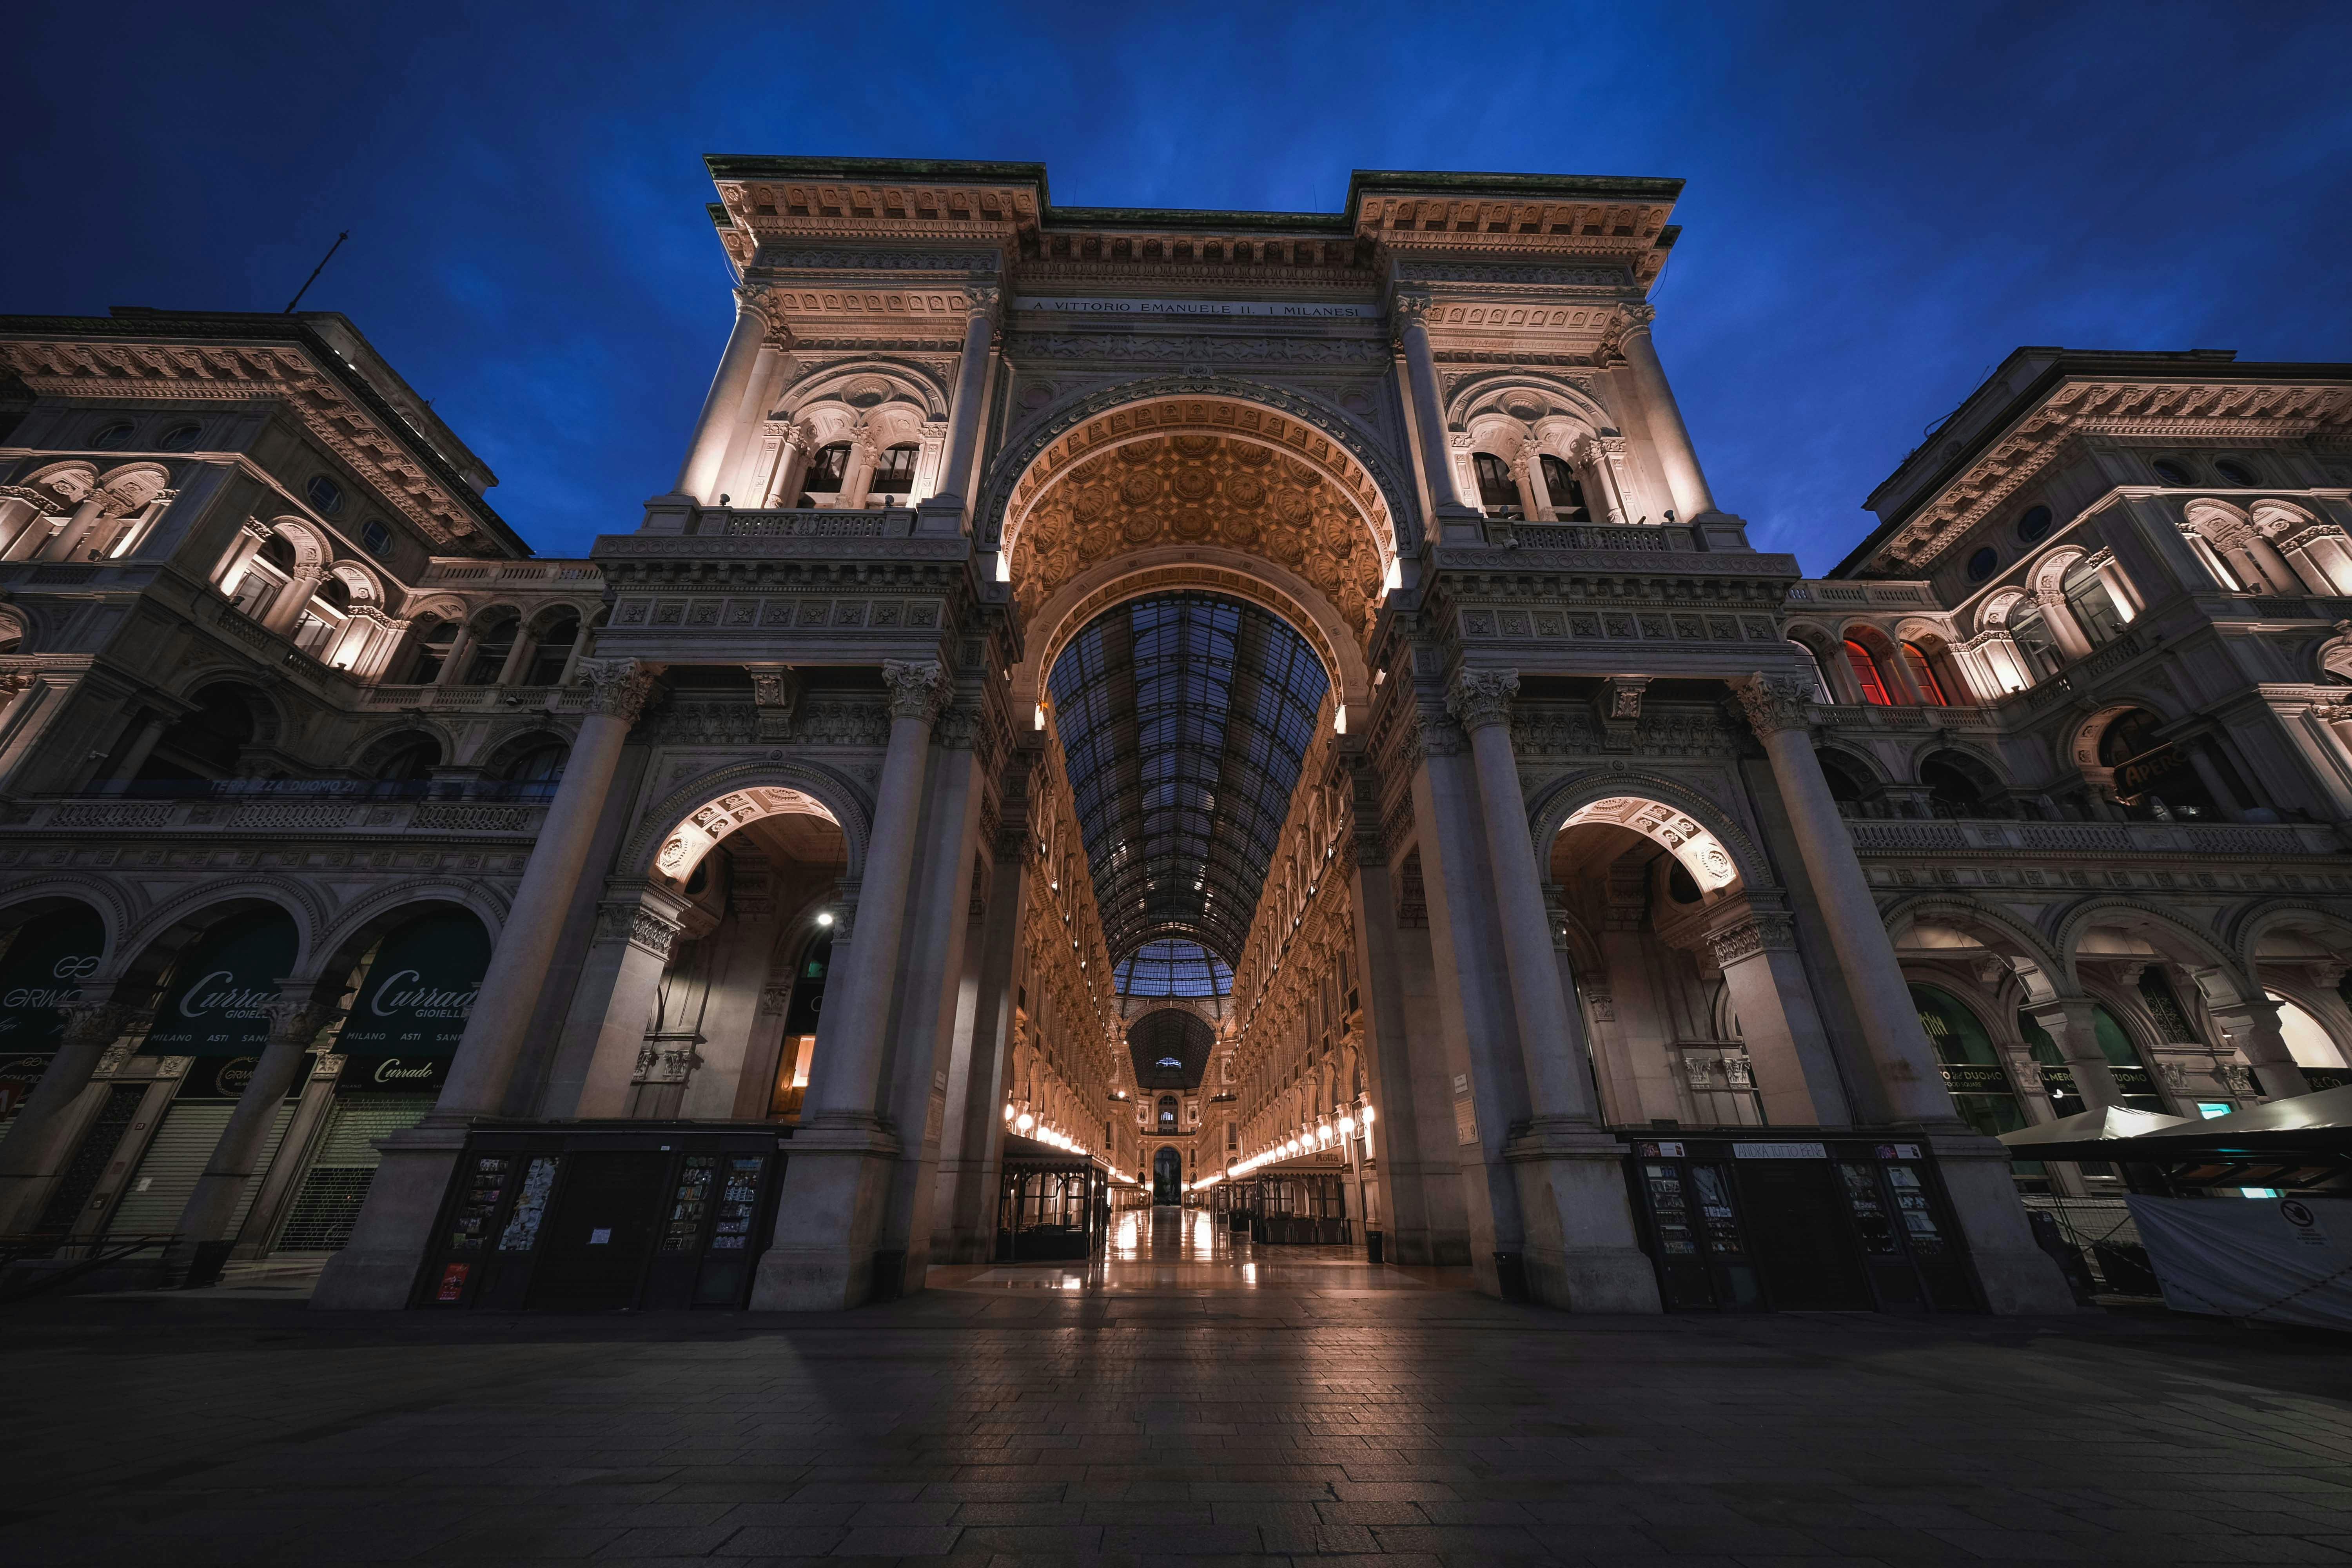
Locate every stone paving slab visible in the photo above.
<box><xmin>4</xmin><ymin>1284</ymin><xmax>2352</xmax><ymax>1564</ymax></box>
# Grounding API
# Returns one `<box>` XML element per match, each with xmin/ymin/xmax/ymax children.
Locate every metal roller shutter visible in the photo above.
<box><xmin>274</xmin><ymin>1095</ymin><xmax>437</xmax><ymax>1254</ymax></box>
<box><xmin>105</xmin><ymin>1101</ymin><xmax>296</xmax><ymax>1239</ymax></box>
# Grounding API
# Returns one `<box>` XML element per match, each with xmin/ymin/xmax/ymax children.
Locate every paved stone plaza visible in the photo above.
<box><xmin>8</xmin><ymin>1218</ymin><xmax>2352</xmax><ymax>1567</ymax></box>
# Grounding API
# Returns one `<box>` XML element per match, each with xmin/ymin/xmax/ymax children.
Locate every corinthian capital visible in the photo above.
<box><xmin>60</xmin><ymin>998</ymin><xmax>147</xmax><ymax>1051</ymax></box>
<box><xmin>265</xmin><ymin>1000</ymin><xmax>343</xmax><ymax>1047</ymax></box>
<box><xmin>965</xmin><ymin>284</ymin><xmax>1003</xmax><ymax>326</ymax></box>
<box><xmin>882</xmin><ymin>658</ymin><xmax>951</xmax><ymax>723</ymax></box>
<box><xmin>1446</xmin><ymin>668</ymin><xmax>1521</xmax><ymax>731</ymax></box>
<box><xmin>577</xmin><ymin>657</ymin><xmax>658</xmax><ymax>724</ymax></box>
<box><xmin>1730</xmin><ymin>673</ymin><xmax>1818</xmax><ymax>737</ymax></box>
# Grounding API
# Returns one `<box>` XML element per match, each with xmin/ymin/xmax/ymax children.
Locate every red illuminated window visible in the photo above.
<box><xmin>1901</xmin><ymin>642</ymin><xmax>1949</xmax><ymax>705</ymax></box>
<box><xmin>1843</xmin><ymin>640</ymin><xmax>1893</xmax><ymax>706</ymax></box>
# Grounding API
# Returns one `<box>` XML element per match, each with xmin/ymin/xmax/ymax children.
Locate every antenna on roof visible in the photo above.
<box><xmin>283</xmin><ymin>231</ymin><xmax>350</xmax><ymax>313</ymax></box>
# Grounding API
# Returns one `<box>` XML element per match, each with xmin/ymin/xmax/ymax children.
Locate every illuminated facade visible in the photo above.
<box><xmin>0</xmin><ymin>159</ymin><xmax>2346</xmax><ymax>1315</ymax></box>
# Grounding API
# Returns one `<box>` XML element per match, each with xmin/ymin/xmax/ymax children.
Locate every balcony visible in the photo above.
<box><xmin>1847</xmin><ymin>815</ymin><xmax>2342</xmax><ymax>859</ymax></box>
<box><xmin>7</xmin><ymin>783</ymin><xmax>551</xmax><ymax>836</ymax></box>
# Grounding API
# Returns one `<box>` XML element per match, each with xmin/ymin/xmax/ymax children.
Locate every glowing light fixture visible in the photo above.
<box><xmin>817</xmin><ymin>911</ymin><xmax>835</xmax><ymax>927</ymax></box>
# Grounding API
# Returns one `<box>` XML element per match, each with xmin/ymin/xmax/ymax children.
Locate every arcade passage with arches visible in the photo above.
<box><xmin>57</xmin><ymin>157</ymin><xmax>2343</xmax><ymax>1328</ymax></box>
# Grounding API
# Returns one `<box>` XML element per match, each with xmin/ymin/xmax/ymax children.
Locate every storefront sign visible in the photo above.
<box><xmin>1733</xmin><ymin>1141</ymin><xmax>1828</xmax><ymax>1160</ymax></box>
<box><xmin>1939</xmin><ymin>1063</ymin><xmax>2011</xmax><ymax>1094</ymax></box>
<box><xmin>180</xmin><ymin>1054</ymin><xmax>262</xmax><ymax>1100</ymax></box>
<box><xmin>1014</xmin><ymin>295</ymin><xmax>1380</xmax><ymax>320</ymax></box>
<box><xmin>337</xmin><ymin>912</ymin><xmax>490</xmax><ymax>1060</ymax></box>
<box><xmin>143</xmin><ymin>912</ymin><xmax>298</xmax><ymax>1055</ymax></box>
<box><xmin>0</xmin><ymin>909</ymin><xmax>104</xmax><ymax>1056</ymax></box>
<box><xmin>337</xmin><ymin>1053</ymin><xmax>452</xmax><ymax>1094</ymax></box>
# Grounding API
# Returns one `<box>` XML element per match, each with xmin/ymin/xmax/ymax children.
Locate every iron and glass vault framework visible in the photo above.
<box><xmin>1046</xmin><ymin>593</ymin><xmax>1328</xmax><ymax>969</ymax></box>
<box><xmin>4</xmin><ymin>157</ymin><xmax>2349</xmax><ymax>1319</ymax></box>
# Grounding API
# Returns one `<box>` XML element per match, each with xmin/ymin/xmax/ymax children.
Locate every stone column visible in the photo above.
<box><xmin>2208</xmin><ymin>996</ymin><xmax>2311</xmax><ymax>1101</ymax></box>
<box><xmin>939</xmin><ymin>785</ymin><xmax>1030</xmax><ymax>1262</ymax></box>
<box><xmin>1444</xmin><ymin>671</ymin><xmax>1659</xmax><ymax>1313</ymax></box>
<box><xmin>1732</xmin><ymin>673</ymin><xmax>2077</xmax><ymax>1314</ymax></box>
<box><xmin>676</xmin><ymin>287</ymin><xmax>777</xmax><ymax>503</ymax></box>
<box><xmin>2181</xmin><ymin>741</ymin><xmax>2246</xmax><ymax>821</ymax></box>
<box><xmin>753</xmin><ymin>659</ymin><xmax>949</xmax><ymax>1310</ymax></box>
<box><xmin>2023</xmin><ymin>997</ymin><xmax>2122</xmax><ymax>1112</ymax></box>
<box><xmin>0</xmin><ymin>493</ymin><xmax>43</xmax><ymax>556</ymax></box>
<box><xmin>1576</xmin><ymin>436</ymin><xmax>1632</xmax><ymax>526</ymax></box>
<box><xmin>874</xmin><ymin>702</ymin><xmax>987</xmax><ymax>1285</ymax></box>
<box><xmin>311</xmin><ymin>657</ymin><xmax>657</xmax><ymax>1309</ymax></box>
<box><xmin>2036</xmin><ymin>586</ymin><xmax>2095</xmax><ymax>661</ymax></box>
<box><xmin>1608</xmin><ymin>303</ymin><xmax>1717</xmax><ymax>521</ymax></box>
<box><xmin>571</xmin><ymin>892</ymin><xmax>690</xmax><ymax>1117</ymax></box>
<box><xmin>0</xmin><ymin>989</ymin><xmax>149</xmax><ymax>1234</ymax></box>
<box><xmin>1392</xmin><ymin>291</ymin><xmax>1474</xmax><ymax>520</ymax></box>
<box><xmin>107</xmin><ymin>712</ymin><xmax>172</xmax><ymax>787</ymax></box>
<box><xmin>167</xmin><ymin>989</ymin><xmax>341</xmax><ymax>1281</ymax></box>
<box><xmin>432</xmin><ymin>624</ymin><xmax>475</xmax><ymax>687</ymax></box>
<box><xmin>926</xmin><ymin>287</ymin><xmax>1001</xmax><ymax>511</ymax></box>
<box><xmin>1702</xmin><ymin>906</ymin><xmax>1849</xmax><ymax>1126</ymax></box>
<box><xmin>39</xmin><ymin>496</ymin><xmax>108</xmax><ymax>562</ymax></box>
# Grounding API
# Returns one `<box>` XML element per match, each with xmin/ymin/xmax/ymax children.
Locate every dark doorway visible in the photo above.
<box><xmin>1736</xmin><ymin>1161</ymin><xmax>1873</xmax><ymax>1310</ymax></box>
<box><xmin>526</xmin><ymin>1152</ymin><xmax>670</xmax><ymax>1309</ymax></box>
<box><xmin>1152</xmin><ymin>1146</ymin><xmax>1182</xmax><ymax>1205</ymax></box>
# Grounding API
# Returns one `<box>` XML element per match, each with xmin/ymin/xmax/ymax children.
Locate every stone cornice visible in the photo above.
<box><xmin>0</xmin><ymin>324</ymin><xmax>521</xmax><ymax>554</ymax></box>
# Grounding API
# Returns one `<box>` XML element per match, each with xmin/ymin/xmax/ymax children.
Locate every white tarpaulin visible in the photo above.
<box><xmin>2127</xmin><ymin>1194</ymin><xmax>2352</xmax><ymax>1330</ymax></box>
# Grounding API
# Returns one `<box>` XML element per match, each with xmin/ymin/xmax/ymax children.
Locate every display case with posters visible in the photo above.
<box><xmin>415</xmin><ymin>1123</ymin><xmax>787</xmax><ymax>1310</ymax></box>
<box><xmin>1624</xmin><ymin>1134</ymin><xmax>1980</xmax><ymax>1313</ymax></box>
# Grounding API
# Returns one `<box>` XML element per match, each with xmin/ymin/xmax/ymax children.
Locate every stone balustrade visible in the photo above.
<box><xmin>13</xmin><ymin>794</ymin><xmax>549</xmax><ymax>836</ymax></box>
<box><xmin>1848</xmin><ymin>815</ymin><xmax>2342</xmax><ymax>858</ymax></box>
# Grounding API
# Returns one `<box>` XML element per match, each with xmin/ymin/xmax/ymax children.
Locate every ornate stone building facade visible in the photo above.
<box><xmin>0</xmin><ymin>158</ymin><xmax>2344</xmax><ymax>1314</ymax></box>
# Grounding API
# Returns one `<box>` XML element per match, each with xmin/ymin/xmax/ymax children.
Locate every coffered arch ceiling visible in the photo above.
<box><xmin>1007</xmin><ymin>429</ymin><xmax>1393</xmax><ymax>652</ymax></box>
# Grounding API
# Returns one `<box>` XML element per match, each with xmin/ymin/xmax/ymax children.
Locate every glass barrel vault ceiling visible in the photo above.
<box><xmin>1045</xmin><ymin>593</ymin><xmax>1329</xmax><ymax>978</ymax></box>
<box><xmin>1114</xmin><ymin>938</ymin><xmax>1232</xmax><ymax>998</ymax></box>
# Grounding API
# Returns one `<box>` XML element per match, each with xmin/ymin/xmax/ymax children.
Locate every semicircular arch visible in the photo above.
<box><xmin>622</xmin><ymin>760</ymin><xmax>871</xmax><ymax>886</ymax></box>
<box><xmin>1882</xmin><ymin>892</ymin><xmax>2069</xmax><ymax>1004</ymax></box>
<box><xmin>2055</xmin><ymin>896</ymin><xmax>2256</xmax><ymax>1002</ymax></box>
<box><xmin>1528</xmin><ymin>769</ymin><xmax>1771</xmax><ymax>895</ymax></box>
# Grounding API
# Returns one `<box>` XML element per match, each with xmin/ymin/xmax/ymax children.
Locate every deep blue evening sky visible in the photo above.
<box><xmin>8</xmin><ymin>2</ymin><xmax>2349</xmax><ymax>571</ymax></box>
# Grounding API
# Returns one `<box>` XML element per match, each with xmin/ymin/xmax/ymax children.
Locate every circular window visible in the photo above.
<box><xmin>2151</xmin><ymin>459</ymin><xmax>2192</xmax><ymax>486</ymax></box>
<box><xmin>2215</xmin><ymin>458</ymin><xmax>2256</xmax><ymax>486</ymax></box>
<box><xmin>361</xmin><ymin>519</ymin><xmax>393</xmax><ymax>559</ymax></box>
<box><xmin>305</xmin><ymin>474</ymin><xmax>345</xmax><ymax>514</ymax></box>
<box><xmin>1966</xmin><ymin>546</ymin><xmax>2000</xmax><ymax>582</ymax></box>
<box><xmin>158</xmin><ymin>423</ymin><xmax>202</xmax><ymax>452</ymax></box>
<box><xmin>90</xmin><ymin>422</ymin><xmax>135</xmax><ymax>450</ymax></box>
<box><xmin>2016</xmin><ymin>505</ymin><xmax>2053</xmax><ymax>544</ymax></box>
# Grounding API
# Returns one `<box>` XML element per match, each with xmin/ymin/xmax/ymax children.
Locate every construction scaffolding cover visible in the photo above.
<box><xmin>2127</xmin><ymin>1194</ymin><xmax>2352</xmax><ymax>1330</ymax></box>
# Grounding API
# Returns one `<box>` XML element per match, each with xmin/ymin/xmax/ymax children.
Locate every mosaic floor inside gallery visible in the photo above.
<box><xmin>7</xmin><ymin>1222</ymin><xmax>2352</xmax><ymax>1566</ymax></box>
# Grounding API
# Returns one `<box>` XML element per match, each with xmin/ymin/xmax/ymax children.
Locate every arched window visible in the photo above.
<box><xmin>1471</xmin><ymin>452</ymin><xmax>1521</xmax><ymax>517</ymax></box>
<box><xmin>867</xmin><ymin>443</ymin><xmax>918</xmax><ymax>497</ymax></box>
<box><xmin>365</xmin><ymin>731</ymin><xmax>441</xmax><ymax>784</ymax></box>
<box><xmin>136</xmin><ymin>684</ymin><xmax>258</xmax><ymax>782</ymax></box>
<box><xmin>494</xmin><ymin>737</ymin><xmax>569</xmax><ymax>788</ymax></box>
<box><xmin>2062</xmin><ymin>557</ymin><xmax>2132</xmax><ymax>646</ymax></box>
<box><xmin>2098</xmin><ymin>708</ymin><xmax>2231</xmax><ymax>821</ymax></box>
<box><xmin>1790</xmin><ymin>640</ymin><xmax>1835</xmax><ymax>702</ymax></box>
<box><xmin>1900</xmin><ymin>642</ymin><xmax>1949</xmax><ymax>705</ymax></box>
<box><xmin>1909</xmin><ymin>984</ymin><xmax>2027</xmax><ymax>1136</ymax></box>
<box><xmin>463</xmin><ymin>614</ymin><xmax>519</xmax><ymax>685</ymax></box>
<box><xmin>1841</xmin><ymin>639</ymin><xmax>1893</xmax><ymax>706</ymax></box>
<box><xmin>2005</xmin><ymin>603</ymin><xmax>2066</xmax><ymax>680</ymax></box>
<box><xmin>2018</xmin><ymin>1004</ymin><xmax>2165</xmax><ymax>1113</ymax></box>
<box><xmin>2183</xmin><ymin>528</ymin><xmax>2244</xmax><ymax>590</ymax></box>
<box><xmin>524</xmin><ymin>613</ymin><xmax>580</xmax><ymax>686</ymax></box>
<box><xmin>291</xmin><ymin>574</ymin><xmax>352</xmax><ymax>659</ymax></box>
<box><xmin>402</xmin><ymin>617</ymin><xmax>457</xmax><ymax>684</ymax></box>
<box><xmin>1539</xmin><ymin>454</ymin><xmax>1589</xmax><ymax>521</ymax></box>
<box><xmin>797</xmin><ymin>442</ymin><xmax>852</xmax><ymax>504</ymax></box>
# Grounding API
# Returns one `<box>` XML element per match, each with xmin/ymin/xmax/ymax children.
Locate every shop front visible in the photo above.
<box><xmin>995</xmin><ymin>1134</ymin><xmax>1110</xmax><ymax>1262</ymax></box>
<box><xmin>1624</xmin><ymin>1134</ymin><xmax>1980</xmax><ymax>1313</ymax></box>
<box><xmin>269</xmin><ymin>911</ymin><xmax>488</xmax><ymax>1256</ymax></box>
<box><xmin>0</xmin><ymin>907</ymin><xmax>103</xmax><ymax>1137</ymax></box>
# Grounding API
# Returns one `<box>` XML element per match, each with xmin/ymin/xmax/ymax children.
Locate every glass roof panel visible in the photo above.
<box><xmin>1115</xmin><ymin>938</ymin><xmax>1233</xmax><ymax>998</ymax></box>
<box><xmin>1046</xmin><ymin>593</ymin><xmax>1328</xmax><ymax>970</ymax></box>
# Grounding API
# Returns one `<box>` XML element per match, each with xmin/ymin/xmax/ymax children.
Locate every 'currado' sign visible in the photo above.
<box><xmin>143</xmin><ymin>911</ymin><xmax>298</xmax><ymax>1056</ymax></box>
<box><xmin>336</xmin><ymin>912</ymin><xmax>490</xmax><ymax>1092</ymax></box>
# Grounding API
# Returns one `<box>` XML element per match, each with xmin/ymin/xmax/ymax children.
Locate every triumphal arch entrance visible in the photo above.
<box><xmin>310</xmin><ymin>156</ymin><xmax>2074</xmax><ymax>1316</ymax></box>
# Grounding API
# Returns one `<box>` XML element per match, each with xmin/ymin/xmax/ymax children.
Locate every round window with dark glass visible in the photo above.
<box><xmin>2151</xmin><ymin>459</ymin><xmax>2192</xmax><ymax>486</ymax></box>
<box><xmin>305</xmin><ymin>474</ymin><xmax>345</xmax><ymax>514</ymax></box>
<box><xmin>361</xmin><ymin>519</ymin><xmax>393</xmax><ymax>559</ymax></box>
<box><xmin>1966</xmin><ymin>546</ymin><xmax>1999</xmax><ymax>582</ymax></box>
<box><xmin>2215</xmin><ymin>459</ymin><xmax>2255</xmax><ymax>486</ymax></box>
<box><xmin>90</xmin><ymin>421</ymin><xmax>135</xmax><ymax>450</ymax></box>
<box><xmin>158</xmin><ymin>423</ymin><xmax>203</xmax><ymax>452</ymax></box>
<box><xmin>2016</xmin><ymin>505</ymin><xmax>2053</xmax><ymax>544</ymax></box>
